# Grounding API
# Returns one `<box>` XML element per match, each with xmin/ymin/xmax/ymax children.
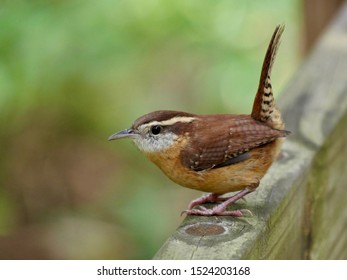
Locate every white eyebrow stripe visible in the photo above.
<box><xmin>140</xmin><ymin>116</ymin><xmax>196</xmax><ymax>129</ymax></box>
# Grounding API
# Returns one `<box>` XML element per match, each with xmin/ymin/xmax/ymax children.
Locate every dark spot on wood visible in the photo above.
<box><xmin>185</xmin><ymin>223</ymin><xmax>226</xmax><ymax>236</ymax></box>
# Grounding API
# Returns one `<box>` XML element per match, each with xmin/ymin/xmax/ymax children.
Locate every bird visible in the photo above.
<box><xmin>108</xmin><ymin>25</ymin><xmax>290</xmax><ymax>216</ymax></box>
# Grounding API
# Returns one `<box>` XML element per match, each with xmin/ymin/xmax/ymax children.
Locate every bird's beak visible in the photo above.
<box><xmin>108</xmin><ymin>128</ymin><xmax>137</xmax><ymax>141</ymax></box>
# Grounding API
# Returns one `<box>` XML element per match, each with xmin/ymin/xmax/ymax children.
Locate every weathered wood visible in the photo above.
<box><xmin>154</xmin><ymin>4</ymin><xmax>347</xmax><ymax>260</ymax></box>
<box><xmin>303</xmin><ymin>0</ymin><xmax>344</xmax><ymax>52</ymax></box>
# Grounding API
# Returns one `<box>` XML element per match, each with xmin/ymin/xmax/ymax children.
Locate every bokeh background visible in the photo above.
<box><xmin>0</xmin><ymin>0</ymin><xmax>337</xmax><ymax>259</ymax></box>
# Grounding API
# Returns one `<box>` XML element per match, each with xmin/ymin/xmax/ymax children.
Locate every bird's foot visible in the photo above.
<box><xmin>182</xmin><ymin>188</ymin><xmax>254</xmax><ymax>217</ymax></box>
<box><xmin>186</xmin><ymin>193</ymin><xmax>229</xmax><ymax>211</ymax></box>
<box><xmin>183</xmin><ymin>205</ymin><xmax>253</xmax><ymax>217</ymax></box>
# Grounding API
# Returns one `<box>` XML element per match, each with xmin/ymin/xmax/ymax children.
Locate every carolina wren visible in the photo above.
<box><xmin>109</xmin><ymin>25</ymin><xmax>290</xmax><ymax>216</ymax></box>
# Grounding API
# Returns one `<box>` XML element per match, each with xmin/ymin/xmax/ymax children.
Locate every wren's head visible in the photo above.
<box><xmin>108</xmin><ymin>110</ymin><xmax>195</xmax><ymax>153</ymax></box>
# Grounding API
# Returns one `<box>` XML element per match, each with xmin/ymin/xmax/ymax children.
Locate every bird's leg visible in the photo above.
<box><xmin>184</xmin><ymin>187</ymin><xmax>254</xmax><ymax>217</ymax></box>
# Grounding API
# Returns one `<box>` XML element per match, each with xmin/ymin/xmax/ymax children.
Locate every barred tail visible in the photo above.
<box><xmin>251</xmin><ymin>24</ymin><xmax>285</xmax><ymax>130</ymax></box>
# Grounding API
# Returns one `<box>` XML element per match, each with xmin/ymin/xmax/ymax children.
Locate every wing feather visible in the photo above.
<box><xmin>181</xmin><ymin>114</ymin><xmax>288</xmax><ymax>171</ymax></box>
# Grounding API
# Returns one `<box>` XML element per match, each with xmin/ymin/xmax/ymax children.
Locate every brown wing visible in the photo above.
<box><xmin>181</xmin><ymin>114</ymin><xmax>288</xmax><ymax>171</ymax></box>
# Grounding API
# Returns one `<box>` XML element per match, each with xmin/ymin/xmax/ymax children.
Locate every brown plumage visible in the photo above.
<box><xmin>109</xmin><ymin>25</ymin><xmax>289</xmax><ymax>216</ymax></box>
<box><xmin>142</xmin><ymin>112</ymin><xmax>289</xmax><ymax>195</ymax></box>
<box><xmin>181</xmin><ymin>114</ymin><xmax>288</xmax><ymax>172</ymax></box>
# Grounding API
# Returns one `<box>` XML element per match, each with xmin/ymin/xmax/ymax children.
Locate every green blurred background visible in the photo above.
<box><xmin>0</xmin><ymin>0</ymin><xmax>302</xmax><ymax>259</ymax></box>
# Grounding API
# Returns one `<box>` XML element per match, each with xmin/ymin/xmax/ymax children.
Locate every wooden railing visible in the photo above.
<box><xmin>153</xmin><ymin>4</ymin><xmax>347</xmax><ymax>260</ymax></box>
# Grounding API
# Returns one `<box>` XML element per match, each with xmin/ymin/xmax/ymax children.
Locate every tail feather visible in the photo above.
<box><xmin>251</xmin><ymin>25</ymin><xmax>284</xmax><ymax>130</ymax></box>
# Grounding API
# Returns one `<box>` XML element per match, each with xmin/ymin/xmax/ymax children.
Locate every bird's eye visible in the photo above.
<box><xmin>151</xmin><ymin>125</ymin><xmax>162</xmax><ymax>135</ymax></box>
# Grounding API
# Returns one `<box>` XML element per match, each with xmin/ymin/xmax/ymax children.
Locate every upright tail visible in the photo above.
<box><xmin>251</xmin><ymin>25</ymin><xmax>285</xmax><ymax>130</ymax></box>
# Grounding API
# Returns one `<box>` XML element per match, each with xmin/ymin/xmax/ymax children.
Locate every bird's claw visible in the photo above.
<box><xmin>182</xmin><ymin>206</ymin><xmax>253</xmax><ymax>217</ymax></box>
